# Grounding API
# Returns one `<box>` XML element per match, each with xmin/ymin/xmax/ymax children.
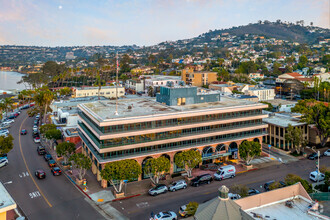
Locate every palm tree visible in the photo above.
<box><xmin>2</xmin><ymin>97</ymin><xmax>14</xmax><ymax>117</ymax></box>
<box><xmin>0</xmin><ymin>102</ymin><xmax>5</xmax><ymax>120</ymax></box>
<box><xmin>34</xmin><ymin>87</ymin><xmax>54</xmax><ymax>123</ymax></box>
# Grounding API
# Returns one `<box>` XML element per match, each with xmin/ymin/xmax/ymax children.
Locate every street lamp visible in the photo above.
<box><xmin>307</xmin><ymin>146</ymin><xmax>320</xmax><ymax>182</ymax></box>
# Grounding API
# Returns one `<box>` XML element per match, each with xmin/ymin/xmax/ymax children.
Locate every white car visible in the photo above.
<box><xmin>154</xmin><ymin>211</ymin><xmax>177</xmax><ymax>220</ymax></box>
<box><xmin>3</xmin><ymin>119</ymin><xmax>14</xmax><ymax>124</ymax></box>
<box><xmin>168</xmin><ymin>180</ymin><xmax>187</xmax><ymax>192</ymax></box>
<box><xmin>310</xmin><ymin>171</ymin><xmax>325</xmax><ymax>182</ymax></box>
<box><xmin>33</xmin><ymin>125</ymin><xmax>38</xmax><ymax>132</ymax></box>
<box><xmin>0</xmin><ymin>129</ymin><xmax>9</xmax><ymax>136</ymax></box>
<box><xmin>228</xmin><ymin>193</ymin><xmax>241</xmax><ymax>200</ymax></box>
<box><xmin>0</xmin><ymin>158</ymin><xmax>8</xmax><ymax>168</ymax></box>
<box><xmin>324</xmin><ymin>149</ymin><xmax>330</xmax><ymax>156</ymax></box>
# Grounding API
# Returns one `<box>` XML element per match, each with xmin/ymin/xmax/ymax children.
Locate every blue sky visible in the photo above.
<box><xmin>0</xmin><ymin>0</ymin><xmax>328</xmax><ymax>46</ymax></box>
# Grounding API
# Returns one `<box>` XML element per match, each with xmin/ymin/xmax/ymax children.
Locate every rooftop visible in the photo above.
<box><xmin>265</xmin><ymin>99</ymin><xmax>297</xmax><ymax>106</ymax></box>
<box><xmin>0</xmin><ymin>182</ymin><xmax>17</xmax><ymax>213</ymax></box>
<box><xmin>79</xmin><ymin>96</ymin><xmax>263</xmax><ymax>122</ymax></box>
<box><xmin>263</xmin><ymin>114</ymin><xmax>305</xmax><ymax>127</ymax></box>
<box><xmin>74</xmin><ymin>86</ymin><xmax>122</xmax><ymax>91</ymax></box>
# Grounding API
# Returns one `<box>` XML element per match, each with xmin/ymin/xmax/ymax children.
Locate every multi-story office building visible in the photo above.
<box><xmin>181</xmin><ymin>68</ymin><xmax>218</xmax><ymax>87</ymax></box>
<box><xmin>78</xmin><ymin>86</ymin><xmax>268</xmax><ymax>187</ymax></box>
<box><xmin>72</xmin><ymin>86</ymin><xmax>125</xmax><ymax>99</ymax></box>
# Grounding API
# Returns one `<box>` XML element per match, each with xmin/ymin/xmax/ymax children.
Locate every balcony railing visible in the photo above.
<box><xmin>79</xmin><ymin>130</ymin><xmax>267</xmax><ymax>162</ymax></box>
<box><xmin>78</xmin><ymin>121</ymin><xmax>266</xmax><ymax>149</ymax></box>
<box><xmin>78</xmin><ymin>110</ymin><xmax>265</xmax><ymax>136</ymax></box>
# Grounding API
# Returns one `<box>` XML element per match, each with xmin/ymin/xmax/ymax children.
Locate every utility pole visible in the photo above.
<box><xmin>115</xmin><ymin>52</ymin><xmax>119</xmax><ymax>116</ymax></box>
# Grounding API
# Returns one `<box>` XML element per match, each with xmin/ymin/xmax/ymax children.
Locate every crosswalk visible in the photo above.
<box><xmin>250</xmin><ymin>156</ymin><xmax>276</xmax><ymax>165</ymax></box>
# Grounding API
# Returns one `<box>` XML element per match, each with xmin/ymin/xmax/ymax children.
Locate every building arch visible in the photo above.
<box><xmin>253</xmin><ymin>138</ymin><xmax>260</xmax><ymax>144</ymax></box>
<box><xmin>216</xmin><ymin>144</ymin><xmax>227</xmax><ymax>153</ymax></box>
<box><xmin>160</xmin><ymin>154</ymin><xmax>171</xmax><ymax>161</ymax></box>
<box><xmin>141</xmin><ymin>156</ymin><xmax>153</xmax><ymax>179</ymax></box>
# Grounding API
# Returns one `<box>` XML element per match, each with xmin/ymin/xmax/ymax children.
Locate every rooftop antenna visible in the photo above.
<box><xmin>115</xmin><ymin>52</ymin><xmax>119</xmax><ymax>116</ymax></box>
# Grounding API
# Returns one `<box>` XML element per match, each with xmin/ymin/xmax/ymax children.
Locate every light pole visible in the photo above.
<box><xmin>307</xmin><ymin>146</ymin><xmax>320</xmax><ymax>182</ymax></box>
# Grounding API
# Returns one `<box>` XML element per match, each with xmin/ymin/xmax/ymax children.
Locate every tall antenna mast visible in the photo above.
<box><xmin>115</xmin><ymin>52</ymin><xmax>119</xmax><ymax>115</ymax></box>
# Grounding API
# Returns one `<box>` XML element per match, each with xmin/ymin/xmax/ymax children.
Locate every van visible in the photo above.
<box><xmin>309</xmin><ymin>171</ymin><xmax>325</xmax><ymax>182</ymax></box>
<box><xmin>214</xmin><ymin>165</ymin><xmax>236</xmax><ymax>180</ymax></box>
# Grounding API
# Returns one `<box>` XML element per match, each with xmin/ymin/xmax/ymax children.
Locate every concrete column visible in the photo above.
<box><xmin>92</xmin><ymin>162</ymin><xmax>97</xmax><ymax>174</ymax></box>
<box><xmin>101</xmin><ymin>179</ymin><xmax>107</xmax><ymax>188</ymax></box>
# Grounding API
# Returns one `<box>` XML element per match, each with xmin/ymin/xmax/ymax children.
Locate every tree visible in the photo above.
<box><xmin>185</xmin><ymin>202</ymin><xmax>199</xmax><ymax>216</ymax></box>
<box><xmin>70</xmin><ymin>153</ymin><xmax>92</xmax><ymax>180</ymax></box>
<box><xmin>100</xmin><ymin>159</ymin><xmax>141</xmax><ymax>193</ymax></box>
<box><xmin>56</xmin><ymin>142</ymin><xmax>76</xmax><ymax>165</ymax></box>
<box><xmin>59</xmin><ymin>87</ymin><xmax>71</xmax><ymax>96</ymax></box>
<box><xmin>40</xmin><ymin>124</ymin><xmax>57</xmax><ymax>134</ymax></box>
<box><xmin>291</xmin><ymin>100</ymin><xmax>330</xmax><ymax>147</ymax></box>
<box><xmin>285</xmin><ymin>124</ymin><xmax>306</xmax><ymax>154</ymax></box>
<box><xmin>174</xmin><ymin>150</ymin><xmax>202</xmax><ymax>177</ymax></box>
<box><xmin>1</xmin><ymin>97</ymin><xmax>14</xmax><ymax>117</ymax></box>
<box><xmin>260</xmin><ymin>101</ymin><xmax>273</xmax><ymax>111</ymax></box>
<box><xmin>238</xmin><ymin>141</ymin><xmax>261</xmax><ymax>165</ymax></box>
<box><xmin>284</xmin><ymin>174</ymin><xmax>313</xmax><ymax>193</ymax></box>
<box><xmin>143</xmin><ymin>156</ymin><xmax>170</xmax><ymax>184</ymax></box>
<box><xmin>230</xmin><ymin>184</ymin><xmax>249</xmax><ymax>197</ymax></box>
<box><xmin>0</xmin><ymin>135</ymin><xmax>14</xmax><ymax>155</ymax></box>
<box><xmin>269</xmin><ymin>181</ymin><xmax>282</xmax><ymax>190</ymax></box>
<box><xmin>120</xmin><ymin>54</ymin><xmax>131</xmax><ymax>73</ymax></box>
<box><xmin>147</xmin><ymin>86</ymin><xmax>154</xmax><ymax>97</ymax></box>
<box><xmin>298</xmin><ymin>55</ymin><xmax>308</xmax><ymax>69</ymax></box>
<box><xmin>44</xmin><ymin>129</ymin><xmax>62</xmax><ymax>141</ymax></box>
<box><xmin>34</xmin><ymin>86</ymin><xmax>54</xmax><ymax>123</ymax></box>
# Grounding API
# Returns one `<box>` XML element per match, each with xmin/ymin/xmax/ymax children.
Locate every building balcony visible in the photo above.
<box><xmin>79</xmin><ymin>129</ymin><xmax>267</xmax><ymax>163</ymax></box>
<box><xmin>78</xmin><ymin>120</ymin><xmax>267</xmax><ymax>151</ymax></box>
<box><xmin>78</xmin><ymin>111</ymin><xmax>267</xmax><ymax>139</ymax></box>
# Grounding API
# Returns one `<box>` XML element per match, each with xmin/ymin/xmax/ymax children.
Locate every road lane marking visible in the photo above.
<box><xmin>19</xmin><ymin>171</ymin><xmax>29</xmax><ymax>178</ymax></box>
<box><xmin>19</xmin><ymin>116</ymin><xmax>52</xmax><ymax>207</ymax></box>
<box><xmin>136</xmin><ymin>202</ymin><xmax>149</xmax><ymax>208</ymax></box>
<box><xmin>29</xmin><ymin>191</ymin><xmax>41</xmax><ymax>199</ymax></box>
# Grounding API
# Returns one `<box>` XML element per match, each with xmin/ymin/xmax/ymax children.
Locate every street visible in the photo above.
<box><xmin>112</xmin><ymin>155</ymin><xmax>330</xmax><ymax>220</ymax></box>
<box><xmin>0</xmin><ymin>110</ymin><xmax>104</xmax><ymax>220</ymax></box>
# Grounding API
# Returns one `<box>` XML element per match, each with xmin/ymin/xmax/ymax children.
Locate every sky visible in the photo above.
<box><xmin>0</xmin><ymin>0</ymin><xmax>329</xmax><ymax>47</ymax></box>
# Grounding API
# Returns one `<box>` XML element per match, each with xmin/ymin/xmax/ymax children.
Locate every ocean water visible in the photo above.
<box><xmin>0</xmin><ymin>71</ymin><xmax>26</xmax><ymax>92</ymax></box>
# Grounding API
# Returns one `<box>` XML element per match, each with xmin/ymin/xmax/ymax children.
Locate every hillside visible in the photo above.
<box><xmin>201</xmin><ymin>22</ymin><xmax>330</xmax><ymax>44</ymax></box>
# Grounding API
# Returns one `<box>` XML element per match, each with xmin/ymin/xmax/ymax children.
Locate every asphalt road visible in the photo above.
<box><xmin>0</xmin><ymin>110</ymin><xmax>104</xmax><ymax>220</ymax></box>
<box><xmin>112</xmin><ymin>154</ymin><xmax>330</xmax><ymax>220</ymax></box>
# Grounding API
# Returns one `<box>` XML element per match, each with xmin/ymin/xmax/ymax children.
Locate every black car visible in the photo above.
<box><xmin>21</xmin><ymin>129</ymin><xmax>27</xmax><ymax>135</ymax></box>
<box><xmin>32</xmin><ymin>132</ymin><xmax>39</xmax><ymax>138</ymax></box>
<box><xmin>51</xmin><ymin>167</ymin><xmax>62</xmax><ymax>176</ymax></box>
<box><xmin>308</xmin><ymin>152</ymin><xmax>322</xmax><ymax>160</ymax></box>
<box><xmin>44</xmin><ymin>154</ymin><xmax>52</xmax><ymax>161</ymax></box>
<box><xmin>264</xmin><ymin>180</ymin><xmax>286</xmax><ymax>191</ymax></box>
<box><xmin>248</xmin><ymin>188</ymin><xmax>260</xmax><ymax>196</ymax></box>
<box><xmin>191</xmin><ymin>174</ymin><xmax>213</xmax><ymax>187</ymax></box>
<box><xmin>35</xmin><ymin>169</ymin><xmax>46</xmax><ymax>179</ymax></box>
<box><xmin>37</xmin><ymin>146</ymin><xmax>46</xmax><ymax>155</ymax></box>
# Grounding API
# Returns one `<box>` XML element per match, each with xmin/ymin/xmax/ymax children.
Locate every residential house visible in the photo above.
<box><xmin>181</xmin><ymin>68</ymin><xmax>218</xmax><ymax>87</ymax></box>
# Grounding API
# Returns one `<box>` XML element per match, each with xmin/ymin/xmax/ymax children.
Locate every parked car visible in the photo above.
<box><xmin>34</xmin><ymin>120</ymin><xmax>38</xmax><ymax>125</ymax></box>
<box><xmin>0</xmin><ymin>129</ymin><xmax>9</xmax><ymax>135</ymax></box>
<box><xmin>308</xmin><ymin>152</ymin><xmax>322</xmax><ymax>160</ymax></box>
<box><xmin>228</xmin><ymin>193</ymin><xmax>241</xmax><ymax>200</ymax></box>
<box><xmin>148</xmin><ymin>184</ymin><xmax>168</xmax><ymax>196</ymax></box>
<box><xmin>32</xmin><ymin>131</ymin><xmax>39</xmax><ymax>138</ymax></box>
<box><xmin>35</xmin><ymin>169</ymin><xmax>46</xmax><ymax>179</ymax></box>
<box><xmin>323</xmin><ymin>149</ymin><xmax>330</xmax><ymax>156</ymax></box>
<box><xmin>7</xmin><ymin>115</ymin><xmax>15</xmax><ymax>119</ymax></box>
<box><xmin>13</xmin><ymin>113</ymin><xmax>19</xmax><ymax>117</ymax></box>
<box><xmin>3</xmin><ymin>119</ymin><xmax>14</xmax><ymax>124</ymax></box>
<box><xmin>168</xmin><ymin>180</ymin><xmax>187</xmax><ymax>192</ymax></box>
<box><xmin>191</xmin><ymin>174</ymin><xmax>213</xmax><ymax>187</ymax></box>
<box><xmin>21</xmin><ymin>129</ymin><xmax>27</xmax><ymax>135</ymax></box>
<box><xmin>34</xmin><ymin>137</ymin><xmax>41</xmax><ymax>143</ymax></box>
<box><xmin>264</xmin><ymin>180</ymin><xmax>286</xmax><ymax>191</ymax></box>
<box><xmin>51</xmin><ymin>167</ymin><xmax>62</xmax><ymax>176</ymax></box>
<box><xmin>248</xmin><ymin>188</ymin><xmax>260</xmax><ymax>196</ymax></box>
<box><xmin>48</xmin><ymin>159</ymin><xmax>56</xmax><ymax>167</ymax></box>
<box><xmin>0</xmin><ymin>158</ymin><xmax>8</xmax><ymax>168</ymax></box>
<box><xmin>44</xmin><ymin>154</ymin><xmax>52</xmax><ymax>161</ymax></box>
<box><xmin>36</xmin><ymin>115</ymin><xmax>40</xmax><ymax>120</ymax></box>
<box><xmin>179</xmin><ymin>204</ymin><xmax>195</xmax><ymax>218</ymax></box>
<box><xmin>0</xmin><ymin>153</ymin><xmax>7</xmax><ymax>160</ymax></box>
<box><xmin>214</xmin><ymin>165</ymin><xmax>236</xmax><ymax>180</ymax></box>
<box><xmin>37</xmin><ymin>146</ymin><xmax>46</xmax><ymax>155</ymax></box>
<box><xmin>309</xmin><ymin>171</ymin><xmax>325</xmax><ymax>182</ymax></box>
<box><xmin>154</xmin><ymin>211</ymin><xmax>177</xmax><ymax>220</ymax></box>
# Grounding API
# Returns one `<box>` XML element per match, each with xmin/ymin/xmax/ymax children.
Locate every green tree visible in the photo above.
<box><xmin>0</xmin><ymin>135</ymin><xmax>14</xmax><ymax>155</ymax></box>
<box><xmin>239</xmin><ymin>141</ymin><xmax>261</xmax><ymax>165</ymax></box>
<box><xmin>272</xmin><ymin>62</ymin><xmax>282</xmax><ymax>76</ymax></box>
<box><xmin>56</xmin><ymin>142</ymin><xmax>76</xmax><ymax>165</ymax></box>
<box><xmin>143</xmin><ymin>156</ymin><xmax>170</xmax><ymax>184</ymax></box>
<box><xmin>291</xmin><ymin>100</ymin><xmax>330</xmax><ymax>147</ymax></box>
<box><xmin>40</xmin><ymin>124</ymin><xmax>57</xmax><ymax>134</ymax></box>
<box><xmin>1</xmin><ymin>97</ymin><xmax>14</xmax><ymax>117</ymax></box>
<box><xmin>44</xmin><ymin>129</ymin><xmax>62</xmax><ymax>141</ymax></box>
<box><xmin>59</xmin><ymin>87</ymin><xmax>71</xmax><ymax>96</ymax></box>
<box><xmin>101</xmin><ymin>159</ymin><xmax>141</xmax><ymax>193</ymax></box>
<box><xmin>237</xmin><ymin>61</ymin><xmax>257</xmax><ymax>74</ymax></box>
<box><xmin>174</xmin><ymin>150</ymin><xmax>202</xmax><ymax>177</ymax></box>
<box><xmin>269</xmin><ymin>181</ymin><xmax>282</xmax><ymax>190</ymax></box>
<box><xmin>285</xmin><ymin>124</ymin><xmax>306</xmax><ymax>154</ymax></box>
<box><xmin>34</xmin><ymin>86</ymin><xmax>54</xmax><ymax>123</ymax></box>
<box><xmin>230</xmin><ymin>184</ymin><xmax>249</xmax><ymax>197</ymax></box>
<box><xmin>70</xmin><ymin>153</ymin><xmax>92</xmax><ymax>180</ymax></box>
<box><xmin>284</xmin><ymin>174</ymin><xmax>313</xmax><ymax>193</ymax></box>
<box><xmin>185</xmin><ymin>202</ymin><xmax>199</xmax><ymax>216</ymax></box>
<box><xmin>260</xmin><ymin>101</ymin><xmax>273</xmax><ymax>111</ymax></box>
<box><xmin>147</xmin><ymin>86</ymin><xmax>154</xmax><ymax>97</ymax></box>
<box><xmin>297</xmin><ymin>55</ymin><xmax>308</xmax><ymax>69</ymax></box>
<box><xmin>120</xmin><ymin>54</ymin><xmax>131</xmax><ymax>73</ymax></box>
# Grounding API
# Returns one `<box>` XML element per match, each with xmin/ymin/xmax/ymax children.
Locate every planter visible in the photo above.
<box><xmin>184</xmin><ymin>175</ymin><xmax>194</xmax><ymax>184</ymax></box>
<box><xmin>115</xmin><ymin>192</ymin><xmax>125</xmax><ymax>199</ymax></box>
<box><xmin>242</xmin><ymin>164</ymin><xmax>253</xmax><ymax>170</ymax></box>
<box><xmin>76</xmin><ymin>178</ymin><xmax>84</xmax><ymax>185</ymax></box>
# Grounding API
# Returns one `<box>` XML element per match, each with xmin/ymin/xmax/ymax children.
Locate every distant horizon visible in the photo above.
<box><xmin>0</xmin><ymin>0</ymin><xmax>329</xmax><ymax>47</ymax></box>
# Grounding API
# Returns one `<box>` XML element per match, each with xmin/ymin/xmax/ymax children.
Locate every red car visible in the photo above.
<box><xmin>14</xmin><ymin>113</ymin><xmax>19</xmax><ymax>117</ymax></box>
<box><xmin>51</xmin><ymin>167</ymin><xmax>62</xmax><ymax>176</ymax></box>
<box><xmin>48</xmin><ymin>159</ymin><xmax>56</xmax><ymax>167</ymax></box>
<box><xmin>35</xmin><ymin>169</ymin><xmax>46</xmax><ymax>179</ymax></box>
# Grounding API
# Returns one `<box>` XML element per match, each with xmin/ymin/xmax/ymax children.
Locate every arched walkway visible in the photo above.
<box><xmin>141</xmin><ymin>156</ymin><xmax>153</xmax><ymax>179</ymax></box>
<box><xmin>229</xmin><ymin>142</ymin><xmax>239</xmax><ymax>159</ymax></box>
<box><xmin>216</xmin><ymin>144</ymin><xmax>226</xmax><ymax>153</ymax></box>
<box><xmin>253</xmin><ymin>138</ymin><xmax>260</xmax><ymax>144</ymax></box>
<box><xmin>202</xmin><ymin>146</ymin><xmax>215</xmax><ymax>164</ymax></box>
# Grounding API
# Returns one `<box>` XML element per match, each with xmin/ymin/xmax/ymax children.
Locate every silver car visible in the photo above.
<box><xmin>168</xmin><ymin>180</ymin><xmax>187</xmax><ymax>192</ymax></box>
<box><xmin>148</xmin><ymin>184</ymin><xmax>168</xmax><ymax>196</ymax></box>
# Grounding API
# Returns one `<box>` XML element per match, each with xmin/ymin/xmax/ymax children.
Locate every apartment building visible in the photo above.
<box><xmin>244</xmin><ymin>87</ymin><xmax>275</xmax><ymax>101</ymax></box>
<box><xmin>181</xmin><ymin>68</ymin><xmax>218</xmax><ymax>86</ymax></box>
<box><xmin>78</xmin><ymin>86</ymin><xmax>268</xmax><ymax>187</ymax></box>
<box><xmin>72</xmin><ymin>86</ymin><xmax>125</xmax><ymax>99</ymax></box>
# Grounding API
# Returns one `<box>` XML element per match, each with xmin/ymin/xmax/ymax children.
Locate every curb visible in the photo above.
<box><xmin>237</xmin><ymin>168</ymin><xmax>258</xmax><ymax>174</ymax></box>
<box><xmin>112</xmin><ymin>194</ymin><xmax>141</xmax><ymax>202</ymax></box>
